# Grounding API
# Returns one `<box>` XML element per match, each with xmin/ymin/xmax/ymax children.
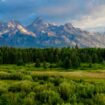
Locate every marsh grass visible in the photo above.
<box><xmin>0</xmin><ymin>64</ymin><xmax>105</xmax><ymax>104</ymax></box>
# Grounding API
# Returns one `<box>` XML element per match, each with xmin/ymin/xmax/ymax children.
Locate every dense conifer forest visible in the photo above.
<box><xmin>0</xmin><ymin>47</ymin><xmax>105</xmax><ymax>68</ymax></box>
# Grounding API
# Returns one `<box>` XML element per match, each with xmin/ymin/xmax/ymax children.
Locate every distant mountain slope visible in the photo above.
<box><xmin>0</xmin><ymin>17</ymin><xmax>105</xmax><ymax>48</ymax></box>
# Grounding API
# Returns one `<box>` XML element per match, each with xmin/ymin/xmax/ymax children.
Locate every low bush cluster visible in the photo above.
<box><xmin>0</xmin><ymin>71</ymin><xmax>105</xmax><ymax>105</ymax></box>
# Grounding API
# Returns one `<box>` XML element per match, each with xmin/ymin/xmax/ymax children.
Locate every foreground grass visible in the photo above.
<box><xmin>0</xmin><ymin>64</ymin><xmax>105</xmax><ymax>105</ymax></box>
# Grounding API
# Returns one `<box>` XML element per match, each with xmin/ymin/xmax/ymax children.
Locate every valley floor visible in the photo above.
<box><xmin>1</xmin><ymin>63</ymin><xmax>105</xmax><ymax>80</ymax></box>
<box><xmin>0</xmin><ymin>64</ymin><xmax>105</xmax><ymax>105</ymax></box>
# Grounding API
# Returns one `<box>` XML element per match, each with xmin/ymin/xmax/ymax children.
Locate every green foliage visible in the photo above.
<box><xmin>35</xmin><ymin>58</ymin><xmax>41</xmax><ymax>67</ymax></box>
<box><xmin>17</xmin><ymin>58</ymin><xmax>24</xmax><ymax>66</ymax></box>
<box><xmin>43</xmin><ymin>61</ymin><xmax>48</xmax><ymax>69</ymax></box>
<box><xmin>62</xmin><ymin>57</ymin><xmax>72</xmax><ymax>69</ymax></box>
<box><xmin>36</xmin><ymin>90</ymin><xmax>62</xmax><ymax>105</ymax></box>
<box><xmin>23</xmin><ymin>92</ymin><xmax>36</xmax><ymax>105</ymax></box>
<box><xmin>0</xmin><ymin>87</ymin><xmax>7</xmax><ymax>95</ymax></box>
<box><xmin>0</xmin><ymin>57</ymin><xmax>3</xmax><ymax>64</ymax></box>
<box><xmin>0</xmin><ymin>69</ymin><xmax>105</xmax><ymax>105</ymax></box>
<box><xmin>9</xmin><ymin>81</ymin><xmax>32</xmax><ymax>93</ymax></box>
<box><xmin>1</xmin><ymin>47</ymin><xmax>105</xmax><ymax>104</ymax></box>
<box><xmin>59</xmin><ymin>82</ymin><xmax>76</xmax><ymax>101</ymax></box>
<box><xmin>0</xmin><ymin>72</ymin><xmax>23</xmax><ymax>80</ymax></box>
<box><xmin>23</xmin><ymin>97</ymin><xmax>35</xmax><ymax>105</ymax></box>
<box><xmin>0</xmin><ymin>47</ymin><xmax>105</xmax><ymax>69</ymax></box>
<box><xmin>93</xmin><ymin>93</ymin><xmax>105</xmax><ymax>105</ymax></box>
<box><xmin>22</xmin><ymin>75</ymin><xmax>33</xmax><ymax>81</ymax></box>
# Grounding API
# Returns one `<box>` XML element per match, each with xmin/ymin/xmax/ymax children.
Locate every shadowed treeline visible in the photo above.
<box><xmin>0</xmin><ymin>47</ymin><xmax>105</xmax><ymax>69</ymax></box>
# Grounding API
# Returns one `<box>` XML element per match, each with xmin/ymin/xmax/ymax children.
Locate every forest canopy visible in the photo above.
<box><xmin>0</xmin><ymin>47</ymin><xmax>104</xmax><ymax>69</ymax></box>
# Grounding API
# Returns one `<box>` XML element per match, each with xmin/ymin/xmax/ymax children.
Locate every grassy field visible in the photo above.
<box><xmin>0</xmin><ymin>64</ymin><xmax>105</xmax><ymax>105</ymax></box>
<box><xmin>1</xmin><ymin>63</ymin><xmax>105</xmax><ymax>82</ymax></box>
<box><xmin>1</xmin><ymin>63</ymin><xmax>105</xmax><ymax>71</ymax></box>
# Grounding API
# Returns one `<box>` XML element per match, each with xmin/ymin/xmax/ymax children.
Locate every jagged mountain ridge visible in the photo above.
<box><xmin>0</xmin><ymin>17</ymin><xmax>105</xmax><ymax>48</ymax></box>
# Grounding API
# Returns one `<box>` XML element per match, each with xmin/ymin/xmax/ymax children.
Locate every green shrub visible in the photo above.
<box><xmin>59</xmin><ymin>82</ymin><xmax>76</xmax><ymax>101</ymax></box>
<box><xmin>33</xmin><ymin>83</ymin><xmax>54</xmax><ymax>94</ymax></box>
<box><xmin>0</xmin><ymin>87</ymin><xmax>7</xmax><ymax>95</ymax></box>
<box><xmin>32</xmin><ymin>75</ymin><xmax>49</xmax><ymax>81</ymax></box>
<box><xmin>61</xmin><ymin>103</ymin><xmax>71</xmax><ymax>105</ymax></box>
<box><xmin>10</xmin><ymin>73</ymin><xmax>23</xmax><ymax>80</ymax></box>
<box><xmin>0</xmin><ymin>72</ymin><xmax>10</xmax><ymax>80</ymax></box>
<box><xmin>36</xmin><ymin>90</ymin><xmax>62</xmax><ymax>105</ymax></box>
<box><xmin>93</xmin><ymin>93</ymin><xmax>105</xmax><ymax>105</ymax></box>
<box><xmin>23</xmin><ymin>97</ymin><xmax>35</xmax><ymax>105</ymax></box>
<box><xmin>49</xmin><ymin>76</ymin><xmax>63</xmax><ymax>86</ymax></box>
<box><xmin>22</xmin><ymin>92</ymin><xmax>36</xmax><ymax>105</ymax></box>
<box><xmin>0</xmin><ymin>93</ymin><xmax>21</xmax><ymax>105</ymax></box>
<box><xmin>94</xmin><ymin>83</ymin><xmax>105</xmax><ymax>93</ymax></box>
<box><xmin>8</xmin><ymin>83</ymin><xmax>21</xmax><ymax>92</ymax></box>
<box><xmin>9</xmin><ymin>81</ymin><xmax>32</xmax><ymax>93</ymax></box>
<box><xmin>22</xmin><ymin>75</ymin><xmax>33</xmax><ymax>81</ymax></box>
<box><xmin>20</xmin><ymin>81</ymin><xmax>33</xmax><ymax>93</ymax></box>
<box><xmin>76</xmin><ymin>83</ymin><xmax>95</xmax><ymax>99</ymax></box>
<box><xmin>0</xmin><ymin>72</ymin><xmax>23</xmax><ymax>80</ymax></box>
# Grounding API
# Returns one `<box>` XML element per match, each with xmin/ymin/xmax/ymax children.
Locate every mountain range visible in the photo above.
<box><xmin>0</xmin><ymin>17</ymin><xmax>105</xmax><ymax>48</ymax></box>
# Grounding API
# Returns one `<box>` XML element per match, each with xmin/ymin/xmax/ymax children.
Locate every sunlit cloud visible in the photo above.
<box><xmin>72</xmin><ymin>5</ymin><xmax>105</xmax><ymax>31</ymax></box>
<box><xmin>0</xmin><ymin>0</ymin><xmax>105</xmax><ymax>31</ymax></box>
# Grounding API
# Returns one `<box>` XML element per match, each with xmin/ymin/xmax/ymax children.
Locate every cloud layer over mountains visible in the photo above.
<box><xmin>0</xmin><ymin>0</ymin><xmax>105</xmax><ymax>32</ymax></box>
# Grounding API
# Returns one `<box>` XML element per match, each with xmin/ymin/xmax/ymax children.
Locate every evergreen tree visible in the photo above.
<box><xmin>75</xmin><ymin>44</ymin><xmax>79</xmax><ymax>49</ymax></box>
<box><xmin>62</xmin><ymin>57</ymin><xmax>72</xmax><ymax>69</ymax></box>
<box><xmin>35</xmin><ymin>58</ymin><xmax>41</xmax><ymax>67</ymax></box>
<box><xmin>0</xmin><ymin>51</ymin><xmax>3</xmax><ymax>64</ymax></box>
<box><xmin>0</xmin><ymin>56</ymin><xmax>3</xmax><ymax>64</ymax></box>
<box><xmin>17</xmin><ymin>58</ymin><xmax>24</xmax><ymax>66</ymax></box>
<box><xmin>88</xmin><ymin>55</ymin><xmax>92</xmax><ymax>68</ymax></box>
<box><xmin>71</xmin><ymin>53</ymin><xmax>80</xmax><ymax>68</ymax></box>
<box><xmin>92</xmin><ymin>53</ymin><xmax>98</xmax><ymax>63</ymax></box>
<box><xmin>43</xmin><ymin>61</ymin><xmax>47</xmax><ymax>69</ymax></box>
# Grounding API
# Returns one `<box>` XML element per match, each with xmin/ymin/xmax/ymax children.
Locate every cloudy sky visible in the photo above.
<box><xmin>0</xmin><ymin>0</ymin><xmax>105</xmax><ymax>32</ymax></box>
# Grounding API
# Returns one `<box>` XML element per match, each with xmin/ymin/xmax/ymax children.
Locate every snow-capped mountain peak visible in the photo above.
<box><xmin>7</xmin><ymin>20</ymin><xmax>36</xmax><ymax>37</ymax></box>
<box><xmin>0</xmin><ymin>17</ymin><xmax>105</xmax><ymax>48</ymax></box>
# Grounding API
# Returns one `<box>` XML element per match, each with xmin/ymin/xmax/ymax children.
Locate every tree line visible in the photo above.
<box><xmin>0</xmin><ymin>47</ymin><xmax>105</xmax><ymax>68</ymax></box>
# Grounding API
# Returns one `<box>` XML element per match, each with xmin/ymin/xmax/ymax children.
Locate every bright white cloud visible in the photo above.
<box><xmin>72</xmin><ymin>5</ymin><xmax>105</xmax><ymax>31</ymax></box>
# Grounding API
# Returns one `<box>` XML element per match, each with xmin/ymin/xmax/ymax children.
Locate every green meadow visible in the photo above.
<box><xmin>0</xmin><ymin>64</ymin><xmax>105</xmax><ymax>105</ymax></box>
